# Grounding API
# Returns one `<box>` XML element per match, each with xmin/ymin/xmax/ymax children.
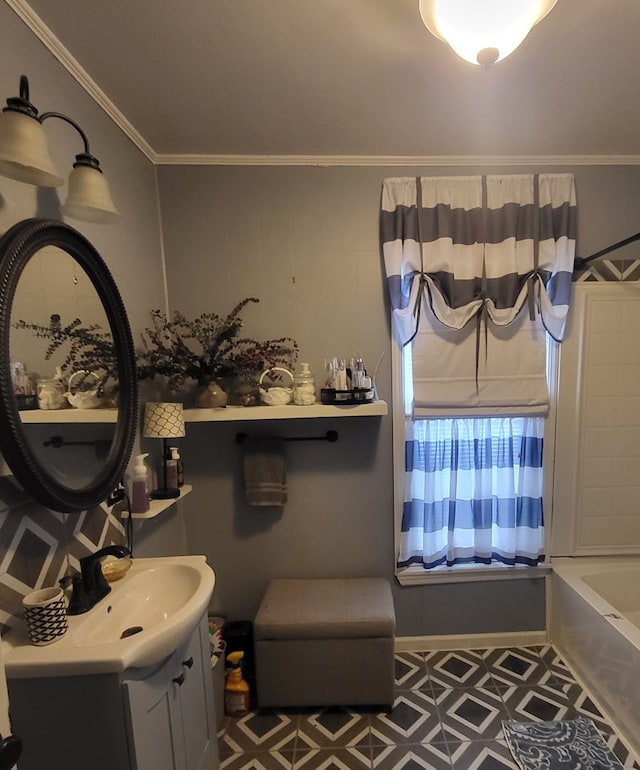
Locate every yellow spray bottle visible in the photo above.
<box><xmin>224</xmin><ymin>651</ymin><xmax>250</xmax><ymax>716</ymax></box>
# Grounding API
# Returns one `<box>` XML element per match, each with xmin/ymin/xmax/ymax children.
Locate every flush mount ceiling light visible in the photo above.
<box><xmin>419</xmin><ymin>0</ymin><xmax>558</xmax><ymax>66</ymax></box>
<box><xmin>0</xmin><ymin>75</ymin><xmax>118</xmax><ymax>224</ymax></box>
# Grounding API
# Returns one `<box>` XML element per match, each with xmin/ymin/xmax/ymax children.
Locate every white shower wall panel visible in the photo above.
<box><xmin>552</xmin><ymin>282</ymin><xmax>640</xmax><ymax>556</ymax></box>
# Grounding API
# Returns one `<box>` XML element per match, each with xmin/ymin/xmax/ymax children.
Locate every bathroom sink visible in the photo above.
<box><xmin>3</xmin><ymin>556</ymin><xmax>215</xmax><ymax>677</ymax></box>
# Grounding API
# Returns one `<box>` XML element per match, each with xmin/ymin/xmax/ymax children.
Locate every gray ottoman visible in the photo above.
<box><xmin>254</xmin><ymin>578</ymin><xmax>396</xmax><ymax>709</ymax></box>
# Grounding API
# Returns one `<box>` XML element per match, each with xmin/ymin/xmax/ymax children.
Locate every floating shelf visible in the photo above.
<box><xmin>184</xmin><ymin>400</ymin><xmax>388</xmax><ymax>422</ymax></box>
<box><xmin>121</xmin><ymin>484</ymin><xmax>192</xmax><ymax>520</ymax></box>
<box><xmin>20</xmin><ymin>408</ymin><xmax>117</xmax><ymax>424</ymax></box>
<box><xmin>19</xmin><ymin>401</ymin><xmax>388</xmax><ymax>425</ymax></box>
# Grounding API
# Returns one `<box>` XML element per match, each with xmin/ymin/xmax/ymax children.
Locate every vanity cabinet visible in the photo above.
<box><xmin>124</xmin><ymin>615</ymin><xmax>216</xmax><ymax>770</ymax></box>
<box><xmin>7</xmin><ymin>613</ymin><xmax>218</xmax><ymax>770</ymax></box>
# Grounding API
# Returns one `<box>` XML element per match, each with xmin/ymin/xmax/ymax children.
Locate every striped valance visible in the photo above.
<box><xmin>382</xmin><ymin>174</ymin><xmax>577</xmax><ymax>416</ymax></box>
<box><xmin>382</xmin><ymin>174</ymin><xmax>577</xmax><ymax>343</ymax></box>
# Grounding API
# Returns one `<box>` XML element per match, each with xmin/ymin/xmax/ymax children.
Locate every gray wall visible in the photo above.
<box><xmin>157</xmin><ymin>163</ymin><xmax>640</xmax><ymax>636</ymax></box>
<box><xmin>0</xmin><ymin>3</ymin><xmax>166</xmax><ymax>334</ymax></box>
<box><xmin>2</xmin><ymin>0</ymin><xmax>640</xmax><ymax>639</ymax></box>
<box><xmin>0</xmin><ymin>2</ymin><xmax>167</xmax><ymax>630</ymax></box>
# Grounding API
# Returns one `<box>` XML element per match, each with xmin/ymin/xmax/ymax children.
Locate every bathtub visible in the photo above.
<box><xmin>551</xmin><ymin>557</ymin><xmax>640</xmax><ymax>755</ymax></box>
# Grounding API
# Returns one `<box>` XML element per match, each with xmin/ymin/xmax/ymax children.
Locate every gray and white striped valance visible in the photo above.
<box><xmin>382</xmin><ymin>174</ymin><xmax>576</xmax><ymax>342</ymax></box>
<box><xmin>381</xmin><ymin>174</ymin><xmax>577</xmax><ymax>416</ymax></box>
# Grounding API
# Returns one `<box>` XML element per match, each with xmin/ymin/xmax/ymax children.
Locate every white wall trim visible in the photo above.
<box><xmin>155</xmin><ymin>154</ymin><xmax>640</xmax><ymax>167</ymax></box>
<box><xmin>395</xmin><ymin>630</ymin><xmax>548</xmax><ymax>652</ymax></box>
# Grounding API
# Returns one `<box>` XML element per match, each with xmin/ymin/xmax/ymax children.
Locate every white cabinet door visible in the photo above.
<box><xmin>174</xmin><ymin>619</ymin><xmax>217</xmax><ymax>770</ymax></box>
<box><xmin>124</xmin><ymin>652</ymin><xmax>187</xmax><ymax>770</ymax></box>
<box><xmin>123</xmin><ymin>615</ymin><xmax>218</xmax><ymax>770</ymax></box>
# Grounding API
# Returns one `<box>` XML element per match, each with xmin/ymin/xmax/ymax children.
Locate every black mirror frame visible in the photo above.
<box><xmin>0</xmin><ymin>218</ymin><xmax>138</xmax><ymax>512</ymax></box>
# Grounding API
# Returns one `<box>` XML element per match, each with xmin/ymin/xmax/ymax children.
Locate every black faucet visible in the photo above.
<box><xmin>66</xmin><ymin>545</ymin><xmax>131</xmax><ymax>615</ymax></box>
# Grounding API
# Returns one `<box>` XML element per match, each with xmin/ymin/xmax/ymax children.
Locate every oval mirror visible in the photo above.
<box><xmin>0</xmin><ymin>218</ymin><xmax>137</xmax><ymax>512</ymax></box>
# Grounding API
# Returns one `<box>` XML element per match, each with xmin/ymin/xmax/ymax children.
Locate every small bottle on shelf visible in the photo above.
<box><xmin>164</xmin><ymin>446</ymin><xmax>179</xmax><ymax>490</ymax></box>
<box><xmin>293</xmin><ymin>362</ymin><xmax>316</xmax><ymax>405</ymax></box>
<box><xmin>130</xmin><ymin>453</ymin><xmax>150</xmax><ymax>514</ymax></box>
<box><xmin>171</xmin><ymin>446</ymin><xmax>184</xmax><ymax>487</ymax></box>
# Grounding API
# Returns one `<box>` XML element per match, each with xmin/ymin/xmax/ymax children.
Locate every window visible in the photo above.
<box><xmin>381</xmin><ymin>174</ymin><xmax>576</xmax><ymax>582</ymax></box>
<box><xmin>392</xmin><ymin>338</ymin><xmax>557</xmax><ymax>579</ymax></box>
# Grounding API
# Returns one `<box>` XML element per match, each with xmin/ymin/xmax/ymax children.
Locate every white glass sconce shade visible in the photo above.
<box><xmin>0</xmin><ymin>109</ymin><xmax>63</xmax><ymax>187</ymax></box>
<box><xmin>62</xmin><ymin>164</ymin><xmax>119</xmax><ymax>224</ymax></box>
<box><xmin>419</xmin><ymin>0</ymin><xmax>558</xmax><ymax>66</ymax></box>
<box><xmin>0</xmin><ymin>75</ymin><xmax>119</xmax><ymax>224</ymax></box>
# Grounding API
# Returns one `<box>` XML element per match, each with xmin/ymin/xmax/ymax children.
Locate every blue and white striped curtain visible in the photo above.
<box><xmin>381</xmin><ymin>174</ymin><xmax>576</xmax><ymax>569</ymax></box>
<box><xmin>401</xmin><ymin>416</ymin><xmax>545</xmax><ymax>568</ymax></box>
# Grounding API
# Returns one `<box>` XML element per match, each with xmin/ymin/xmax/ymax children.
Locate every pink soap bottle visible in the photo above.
<box><xmin>130</xmin><ymin>453</ymin><xmax>150</xmax><ymax>514</ymax></box>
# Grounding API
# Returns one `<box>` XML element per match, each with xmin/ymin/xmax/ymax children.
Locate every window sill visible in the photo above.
<box><xmin>396</xmin><ymin>562</ymin><xmax>551</xmax><ymax>586</ymax></box>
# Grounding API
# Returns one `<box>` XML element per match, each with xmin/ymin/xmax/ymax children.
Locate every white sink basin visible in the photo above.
<box><xmin>3</xmin><ymin>556</ymin><xmax>215</xmax><ymax>677</ymax></box>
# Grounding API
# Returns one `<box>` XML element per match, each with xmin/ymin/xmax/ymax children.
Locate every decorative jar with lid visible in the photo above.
<box><xmin>293</xmin><ymin>363</ymin><xmax>316</xmax><ymax>405</ymax></box>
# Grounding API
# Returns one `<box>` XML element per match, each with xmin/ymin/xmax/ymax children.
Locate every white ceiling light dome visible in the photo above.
<box><xmin>419</xmin><ymin>0</ymin><xmax>559</xmax><ymax>66</ymax></box>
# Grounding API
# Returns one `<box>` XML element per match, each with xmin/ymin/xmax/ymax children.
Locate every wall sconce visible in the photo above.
<box><xmin>0</xmin><ymin>75</ymin><xmax>118</xmax><ymax>224</ymax></box>
<box><xmin>419</xmin><ymin>0</ymin><xmax>558</xmax><ymax>66</ymax></box>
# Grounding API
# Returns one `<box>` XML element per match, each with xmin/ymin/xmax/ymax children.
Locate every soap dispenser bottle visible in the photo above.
<box><xmin>224</xmin><ymin>651</ymin><xmax>251</xmax><ymax>716</ymax></box>
<box><xmin>169</xmin><ymin>446</ymin><xmax>184</xmax><ymax>488</ymax></box>
<box><xmin>130</xmin><ymin>453</ymin><xmax>150</xmax><ymax>514</ymax></box>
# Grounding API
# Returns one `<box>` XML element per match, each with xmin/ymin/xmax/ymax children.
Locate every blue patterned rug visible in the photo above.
<box><xmin>503</xmin><ymin>716</ymin><xmax>624</xmax><ymax>770</ymax></box>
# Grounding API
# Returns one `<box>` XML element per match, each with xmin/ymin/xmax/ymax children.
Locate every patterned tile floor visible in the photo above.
<box><xmin>218</xmin><ymin>645</ymin><xmax>640</xmax><ymax>769</ymax></box>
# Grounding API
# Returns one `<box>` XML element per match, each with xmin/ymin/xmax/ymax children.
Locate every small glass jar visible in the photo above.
<box><xmin>293</xmin><ymin>363</ymin><xmax>316</xmax><ymax>405</ymax></box>
<box><xmin>37</xmin><ymin>378</ymin><xmax>66</xmax><ymax>410</ymax></box>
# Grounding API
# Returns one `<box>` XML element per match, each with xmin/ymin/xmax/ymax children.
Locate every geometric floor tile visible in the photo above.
<box><xmin>221</xmin><ymin>750</ymin><xmax>294</xmax><ymax>769</ymax></box>
<box><xmin>447</xmin><ymin>739</ymin><xmax>517</xmax><ymax>770</ymax></box>
<box><xmin>298</xmin><ymin>707</ymin><xmax>371</xmax><ymax>749</ymax></box>
<box><xmin>293</xmin><ymin>746</ymin><xmax>372</xmax><ymax>769</ymax></box>
<box><xmin>394</xmin><ymin>652</ymin><xmax>429</xmax><ymax>691</ymax></box>
<box><xmin>436</xmin><ymin>687</ymin><xmax>509</xmax><ymax>741</ymax></box>
<box><xmin>372</xmin><ymin>743</ymin><xmax>452</xmax><ymax>769</ymax></box>
<box><xmin>603</xmin><ymin>735</ymin><xmax>640</xmax><ymax>770</ymax></box>
<box><xmin>222</xmin><ymin>710</ymin><xmax>298</xmax><ymax>753</ymax></box>
<box><xmin>427</xmin><ymin>649</ymin><xmax>491</xmax><ymax>689</ymax></box>
<box><xmin>218</xmin><ymin>646</ymin><xmax>637</xmax><ymax>770</ymax></box>
<box><xmin>370</xmin><ymin>690</ymin><xmax>443</xmax><ymax>746</ymax></box>
<box><xmin>536</xmin><ymin>645</ymin><xmax>577</xmax><ymax>685</ymax></box>
<box><xmin>483</xmin><ymin>647</ymin><xmax>553</xmax><ymax>687</ymax></box>
<box><xmin>500</xmin><ymin>684</ymin><xmax>572</xmax><ymax>723</ymax></box>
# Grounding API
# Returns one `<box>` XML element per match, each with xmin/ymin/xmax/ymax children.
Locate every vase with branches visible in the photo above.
<box><xmin>136</xmin><ymin>298</ymin><xmax>298</xmax><ymax>405</ymax></box>
<box><xmin>13</xmin><ymin>314</ymin><xmax>117</xmax><ymax>398</ymax></box>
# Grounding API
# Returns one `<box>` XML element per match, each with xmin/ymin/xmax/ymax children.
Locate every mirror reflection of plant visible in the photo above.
<box><xmin>136</xmin><ymin>297</ymin><xmax>298</xmax><ymax>392</ymax></box>
<box><xmin>13</xmin><ymin>314</ymin><xmax>117</xmax><ymax>392</ymax></box>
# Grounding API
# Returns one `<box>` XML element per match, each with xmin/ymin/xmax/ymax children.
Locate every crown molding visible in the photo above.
<box><xmin>8</xmin><ymin>1</ymin><xmax>640</xmax><ymax>169</ymax></box>
<box><xmin>155</xmin><ymin>153</ymin><xmax>640</xmax><ymax>167</ymax></box>
<box><xmin>5</xmin><ymin>0</ymin><xmax>157</xmax><ymax>162</ymax></box>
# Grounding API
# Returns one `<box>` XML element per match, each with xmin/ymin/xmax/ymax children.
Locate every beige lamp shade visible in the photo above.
<box><xmin>143</xmin><ymin>402</ymin><xmax>186</xmax><ymax>439</ymax></box>
<box><xmin>0</xmin><ymin>109</ymin><xmax>63</xmax><ymax>187</ymax></box>
<box><xmin>61</xmin><ymin>163</ymin><xmax>119</xmax><ymax>224</ymax></box>
<box><xmin>419</xmin><ymin>0</ymin><xmax>558</xmax><ymax>65</ymax></box>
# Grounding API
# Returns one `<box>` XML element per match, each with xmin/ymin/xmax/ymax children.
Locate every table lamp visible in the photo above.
<box><xmin>142</xmin><ymin>402</ymin><xmax>185</xmax><ymax>499</ymax></box>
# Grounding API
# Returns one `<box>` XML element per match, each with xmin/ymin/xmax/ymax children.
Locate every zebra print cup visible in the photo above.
<box><xmin>22</xmin><ymin>587</ymin><xmax>68</xmax><ymax>645</ymax></box>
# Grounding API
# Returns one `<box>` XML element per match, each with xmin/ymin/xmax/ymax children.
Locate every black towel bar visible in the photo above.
<box><xmin>235</xmin><ymin>430</ymin><xmax>338</xmax><ymax>445</ymax></box>
<box><xmin>44</xmin><ymin>435</ymin><xmax>99</xmax><ymax>448</ymax></box>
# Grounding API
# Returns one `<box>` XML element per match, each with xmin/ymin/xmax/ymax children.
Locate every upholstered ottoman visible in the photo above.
<box><xmin>254</xmin><ymin>578</ymin><xmax>396</xmax><ymax>709</ymax></box>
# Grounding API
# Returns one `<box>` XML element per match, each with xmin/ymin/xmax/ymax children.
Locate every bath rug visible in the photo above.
<box><xmin>503</xmin><ymin>716</ymin><xmax>624</xmax><ymax>770</ymax></box>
